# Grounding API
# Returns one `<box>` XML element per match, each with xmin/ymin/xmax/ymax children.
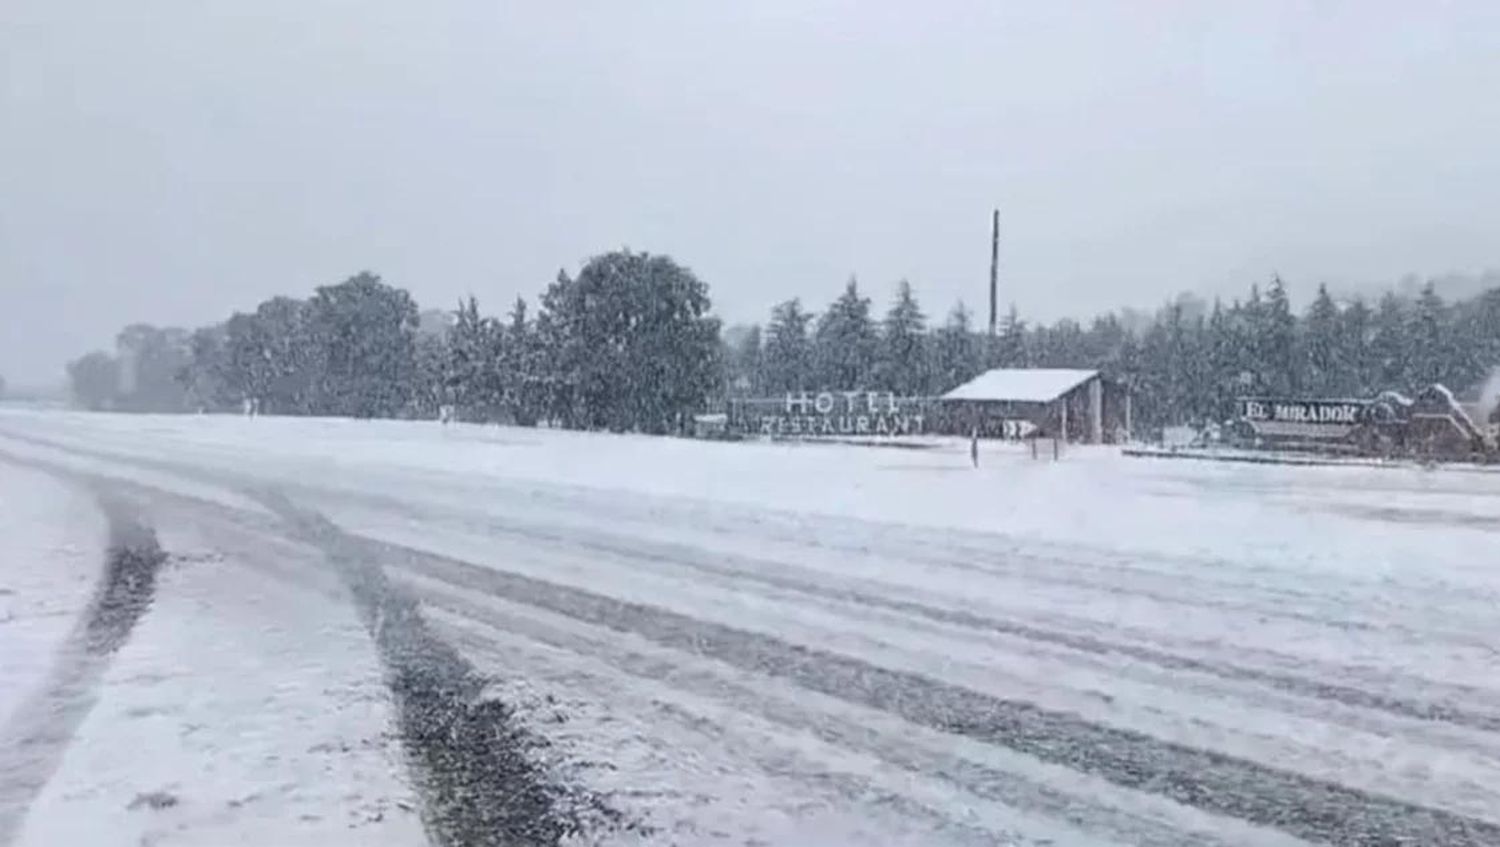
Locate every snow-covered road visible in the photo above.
<box><xmin>2</xmin><ymin>409</ymin><xmax>1499</xmax><ymax>846</ymax></box>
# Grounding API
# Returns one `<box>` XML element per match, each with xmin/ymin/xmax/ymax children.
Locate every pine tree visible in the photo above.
<box><xmin>1261</xmin><ymin>275</ymin><xmax>1298</xmax><ymax>394</ymax></box>
<box><xmin>504</xmin><ymin>296</ymin><xmax>543</xmax><ymax>425</ymax></box>
<box><xmin>878</xmin><ymin>279</ymin><xmax>928</xmax><ymax>395</ymax></box>
<box><xmin>727</xmin><ymin>325</ymin><xmax>763</xmax><ymax>396</ymax></box>
<box><xmin>762</xmin><ymin>299</ymin><xmax>814</xmax><ymax>394</ymax></box>
<box><xmin>1302</xmin><ymin>284</ymin><xmax>1341</xmax><ymax>395</ymax></box>
<box><xmin>1203</xmin><ymin>299</ymin><xmax>1235</xmax><ymax>417</ymax></box>
<box><xmin>993</xmin><ymin>303</ymin><xmax>1028</xmax><ymax>367</ymax></box>
<box><xmin>1339</xmin><ymin>298</ymin><xmax>1373</xmax><ymax>395</ymax></box>
<box><xmin>930</xmin><ymin>302</ymin><xmax>980</xmax><ymax>394</ymax></box>
<box><xmin>1454</xmin><ymin>288</ymin><xmax>1500</xmax><ymax>394</ymax></box>
<box><xmin>447</xmin><ymin>296</ymin><xmax>502</xmax><ymax>421</ymax></box>
<box><xmin>1370</xmin><ymin>292</ymin><xmax>1410</xmax><ymax>390</ymax></box>
<box><xmin>1036</xmin><ymin>319</ymin><xmax>1085</xmax><ymax>369</ymax></box>
<box><xmin>1083</xmin><ymin>313</ymin><xmax>1128</xmax><ymax>374</ymax></box>
<box><xmin>1408</xmin><ymin>282</ymin><xmax>1452</xmax><ymax>388</ymax></box>
<box><xmin>537</xmin><ymin>250</ymin><xmax>720</xmax><ymax>434</ymax></box>
<box><xmin>813</xmin><ymin>277</ymin><xmax>879</xmax><ymax>389</ymax></box>
<box><xmin>66</xmin><ymin>351</ymin><xmax>121</xmax><ymax>411</ymax></box>
<box><xmin>306</xmin><ymin>272</ymin><xmax>419</xmax><ymax>419</ymax></box>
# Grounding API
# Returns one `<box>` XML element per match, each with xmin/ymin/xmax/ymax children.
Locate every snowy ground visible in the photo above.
<box><xmin>2</xmin><ymin>408</ymin><xmax>1500</xmax><ymax>846</ymax></box>
<box><xmin>0</xmin><ymin>460</ymin><xmax>423</xmax><ymax>846</ymax></box>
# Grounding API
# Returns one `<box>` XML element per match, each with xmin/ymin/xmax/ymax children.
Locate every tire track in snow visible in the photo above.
<box><xmin>137</xmin><ymin>492</ymin><xmax>1040</xmax><ymax>846</ymax></box>
<box><xmin>8</xmin><ymin>431</ymin><xmax>1500</xmax><ymax>842</ymax></box>
<box><xmin>359</xmin><ymin>500</ymin><xmax>1500</xmax><ymax>736</ymax></box>
<box><xmin>436</xmin><ymin>621</ymin><xmax>1032</xmax><ymax>847</ymax></box>
<box><xmin>348</xmin><ymin>469</ymin><xmax>1500</xmax><ymax>618</ymax></box>
<box><xmin>414</xmin><ymin>576</ymin><xmax>1280</xmax><ymax>847</ymax></box>
<box><xmin>9</xmin><ymin>426</ymin><xmax>1492</xmax><ymax>656</ymax></box>
<box><xmin>0</xmin><ymin>487</ymin><xmax>166</xmax><ymax>847</ymax></box>
<box><xmin>314</xmin><ymin>518</ymin><xmax>1500</xmax><ymax>847</ymax></box>
<box><xmin>290</xmin><ymin>475</ymin><xmax>1500</xmax><ymax>712</ymax></box>
<box><xmin>255</xmin><ymin>492</ymin><xmax>634</xmax><ymax>847</ymax></box>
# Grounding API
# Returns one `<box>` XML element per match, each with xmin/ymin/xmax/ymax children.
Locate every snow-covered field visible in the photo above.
<box><xmin>2</xmin><ymin>408</ymin><xmax>1500</xmax><ymax>846</ymax></box>
<box><xmin>0</xmin><ymin>442</ymin><xmax>423</xmax><ymax>846</ymax></box>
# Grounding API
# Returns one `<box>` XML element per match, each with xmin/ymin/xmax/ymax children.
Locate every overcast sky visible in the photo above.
<box><xmin>4</xmin><ymin>1</ymin><xmax>1499</xmax><ymax>385</ymax></box>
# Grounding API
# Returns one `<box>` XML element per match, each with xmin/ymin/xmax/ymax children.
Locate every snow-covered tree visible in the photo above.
<box><xmin>992</xmin><ymin>303</ymin><xmax>1028</xmax><ymax>368</ymax></box>
<box><xmin>877</xmin><ymin>279</ymin><xmax>928</xmax><ymax>395</ymax></box>
<box><xmin>306</xmin><ymin>272</ymin><xmax>419</xmax><ymax>419</ymax></box>
<box><xmin>930</xmin><ymin>302</ymin><xmax>981</xmax><ymax>395</ymax></box>
<box><xmin>813</xmin><ymin>277</ymin><xmax>879</xmax><ymax>389</ymax></box>
<box><xmin>1369</xmin><ymin>292</ymin><xmax>1410</xmax><ymax>390</ymax></box>
<box><xmin>538</xmin><ymin>250</ymin><xmax>720</xmax><ymax>433</ymax></box>
<box><xmin>66</xmin><ymin>351</ymin><xmax>120</xmax><ymax>411</ymax></box>
<box><xmin>761</xmin><ymin>299</ymin><xmax>813</xmax><ymax>395</ymax></box>
<box><xmin>1339</xmin><ymin>297</ymin><xmax>1373</xmax><ymax>395</ymax></box>
<box><xmin>1301</xmin><ymin>284</ymin><xmax>1341</xmax><ymax>395</ymax></box>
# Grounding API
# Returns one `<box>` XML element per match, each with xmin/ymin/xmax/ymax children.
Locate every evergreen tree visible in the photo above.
<box><xmin>504</xmin><ymin>296</ymin><xmax>544</xmax><ymax>426</ymax></box>
<box><xmin>1370</xmin><ymin>292</ymin><xmax>1410</xmax><ymax>390</ymax></box>
<box><xmin>1034</xmin><ymin>319</ymin><xmax>1085</xmax><ymax>369</ymax></box>
<box><xmin>1339</xmin><ymin>298</ymin><xmax>1373</xmax><ymax>395</ymax></box>
<box><xmin>412</xmin><ymin>329</ymin><xmax>449</xmax><ymax>419</ymax></box>
<box><xmin>813</xmin><ymin>277</ymin><xmax>879</xmax><ymax>389</ymax></box>
<box><xmin>1204</xmin><ymin>299</ymin><xmax>1237</xmax><ymax>417</ymax></box>
<box><xmin>993</xmin><ymin>303</ymin><xmax>1028</xmax><ymax>367</ymax></box>
<box><xmin>537</xmin><ymin>250</ymin><xmax>720</xmax><ymax>433</ymax></box>
<box><xmin>306</xmin><ymin>272</ymin><xmax>419</xmax><ymax>418</ymax></box>
<box><xmin>878</xmin><ymin>279</ymin><xmax>928</xmax><ymax>395</ymax></box>
<box><xmin>1302</xmin><ymin>283</ymin><xmax>1342</xmax><ymax>395</ymax></box>
<box><xmin>1455</xmin><ymin>288</ymin><xmax>1500</xmax><ymax>393</ymax></box>
<box><xmin>761</xmin><ymin>298</ymin><xmax>814</xmax><ymax>394</ymax></box>
<box><xmin>724</xmin><ymin>324</ymin><xmax>763</xmax><ymax>396</ymax></box>
<box><xmin>447</xmin><ymin>296</ymin><xmax>502</xmax><ymax>420</ymax></box>
<box><xmin>930</xmin><ymin>302</ymin><xmax>980</xmax><ymax>394</ymax></box>
<box><xmin>66</xmin><ymin>351</ymin><xmax>120</xmax><ymax>411</ymax></box>
<box><xmin>112</xmin><ymin>324</ymin><xmax>193</xmax><ymax>412</ymax></box>
<box><xmin>1261</xmin><ymin>275</ymin><xmax>1298</xmax><ymax>394</ymax></box>
<box><xmin>253</xmin><ymin>297</ymin><xmax>318</xmax><ymax>414</ymax></box>
<box><xmin>1407</xmin><ymin>282</ymin><xmax>1452</xmax><ymax>387</ymax></box>
<box><xmin>1083</xmin><ymin>313</ymin><xmax>1129</xmax><ymax>373</ymax></box>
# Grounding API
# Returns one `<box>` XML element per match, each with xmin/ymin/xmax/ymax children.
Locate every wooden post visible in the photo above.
<box><xmin>1088</xmin><ymin>377</ymin><xmax>1103</xmax><ymax>444</ymax></box>
<box><xmin>1053</xmin><ymin>437</ymin><xmax>1060</xmax><ymax>461</ymax></box>
<box><xmin>988</xmin><ymin>209</ymin><xmax>999</xmax><ymax>340</ymax></box>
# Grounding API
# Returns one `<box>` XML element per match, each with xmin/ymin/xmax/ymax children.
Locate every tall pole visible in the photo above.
<box><xmin>988</xmin><ymin>209</ymin><xmax>999</xmax><ymax>340</ymax></box>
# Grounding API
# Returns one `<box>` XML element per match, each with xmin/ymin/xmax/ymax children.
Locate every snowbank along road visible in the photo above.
<box><xmin>2</xmin><ymin>408</ymin><xmax>1500</xmax><ymax>846</ymax></box>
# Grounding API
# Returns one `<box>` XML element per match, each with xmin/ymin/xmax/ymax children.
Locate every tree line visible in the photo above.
<box><xmin>66</xmin><ymin>251</ymin><xmax>722</xmax><ymax>434</ymax></box>
<box><xmin>727</xmin><ymin>274</ymin><xmax>1500</xmax><ymax>431</ymax></box>
<box><xmin>66</xmin><ymin>249</ymin><xmax>1500</xmax><ymax>436</ymax></box>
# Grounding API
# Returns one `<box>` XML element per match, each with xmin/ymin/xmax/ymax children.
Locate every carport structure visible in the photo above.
<box><xmin>939</xmin><ymin>368</ymin><xmax>1128</xmax><ymax>443</ymax></box>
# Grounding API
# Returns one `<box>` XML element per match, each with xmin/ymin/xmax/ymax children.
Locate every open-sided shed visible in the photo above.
<box><xmin>939</xmin><ymin>367</ymin><xmax>1129</xmax><ymax>443</ymax></box>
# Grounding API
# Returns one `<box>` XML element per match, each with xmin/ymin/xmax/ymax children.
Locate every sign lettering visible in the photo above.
<box><xmin>744</xmin><ymin>391</ymin><xmax>925</xmax><ymax>437</ymax></box>
<box><xmin>1238</xmin><ymin>398</ymin><xmax>1369</xmax><ymax>427</ymax></box>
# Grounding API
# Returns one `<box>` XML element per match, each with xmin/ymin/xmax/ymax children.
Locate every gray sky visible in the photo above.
<box><xmin>4</xmin><ymin>1</ymin><xmax>1499</xmax><ymax>386</ymax></box>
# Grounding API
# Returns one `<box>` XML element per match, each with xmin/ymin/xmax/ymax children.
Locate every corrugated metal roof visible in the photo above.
<box><xmin>941</xmin><ymin>368</ymin><xmax>1099</xmax><ymax>403</ymax></box>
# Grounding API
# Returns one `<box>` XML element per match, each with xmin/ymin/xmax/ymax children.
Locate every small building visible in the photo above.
<box><xmin>939</xmin><ymin>368</ymin><xmax>1129</xmax><ymax>444</ymax></box>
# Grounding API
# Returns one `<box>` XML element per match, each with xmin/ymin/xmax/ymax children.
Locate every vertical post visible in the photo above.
<box><xmin>988</xmin><ymin>209</ymin><xmax>999</xmax><ymax>342</ymax></box>
<box><xmin>1089</xmin><ymin>377</ymin><xmax>1103</xmax><ymax>444</ymax></box>
<box><xmin>1124</xmin><ymin>391</ymin><xmax>1133</xmax><ymax>443</ymax></box>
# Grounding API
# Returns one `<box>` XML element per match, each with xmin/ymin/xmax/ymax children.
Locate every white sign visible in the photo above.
<box><xmin>1000</xmin><ymin>419</ymin><xmax>1038</xmax><ymax>439</ymax></box>
<box><xmin>741</xmin><ymin>391</ymin><xmax>926</xmax><ymax>437</ymax></box>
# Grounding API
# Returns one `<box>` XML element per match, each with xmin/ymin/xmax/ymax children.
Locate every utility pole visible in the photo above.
<box><xmin>987</xmin><ymin>208</ymin><xmax>999</xmax><ymax>363</ymax></box>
